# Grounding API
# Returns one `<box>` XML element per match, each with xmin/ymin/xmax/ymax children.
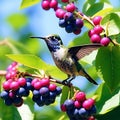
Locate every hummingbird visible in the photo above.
<box><xmin>30</xmin><ymin>34</ymin><xmax>101</xmax><ymax>85</ymax></box>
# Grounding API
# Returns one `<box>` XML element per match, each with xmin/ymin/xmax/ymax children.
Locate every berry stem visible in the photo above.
<box><xmin>74</xmin><ymin>11</ymin><xmax>95</xmax><ymax>27</ymax></box>
<box><xmin>0</xmin><ymin>70</ymin><xmax>7</xmax><ymax>76</ymax></box>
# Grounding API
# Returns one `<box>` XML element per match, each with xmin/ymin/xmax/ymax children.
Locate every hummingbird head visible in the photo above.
<box><xmin>30</xmin><ymin>34</ymin><xmax>63</xmax><ymax>52</ymax></box>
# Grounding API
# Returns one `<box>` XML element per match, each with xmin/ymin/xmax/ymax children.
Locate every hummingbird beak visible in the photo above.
<box><xmin>30</xmin><ymin>36</ymin><xmax>46</xmax><ymax>40</ymax></box>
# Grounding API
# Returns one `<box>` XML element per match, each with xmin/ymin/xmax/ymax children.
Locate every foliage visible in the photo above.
<box><xmin>0</xmin><ymin>0</ymin><xmax>120</xmax><ymax>120</ymax></box>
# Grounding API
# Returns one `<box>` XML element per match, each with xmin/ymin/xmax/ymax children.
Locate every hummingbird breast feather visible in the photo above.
<box><xmin>52</xmin><ymin>48</ymin><xmax>79</xmax><ymax>76</ymax></box>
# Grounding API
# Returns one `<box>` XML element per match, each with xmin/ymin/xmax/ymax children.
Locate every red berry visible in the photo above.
<box><xmin>41</xmin><ymin>78</ymin><xmax>50</xmax><ymax>87</ymax></box>
<box><xmin>41</xmin><ymin>0</ymin><xmax>50</xmax><ymax>10</ymax></box>
<box><xmin>61</xmin><ymin>104</ymin><xmax>67</xmax><ymax>112</ymax></box>
<box><xmin>90</xmin><ymin>34</ymin><xmax>101</xmax><ymax>43</ymax></box>
<box><xmin>88</xmin><ymin>29</ymin><xmax>95</xmax><ymax>37</ymax></box>
<box><xmin>73</xmin><ymin>29</ymin><xmax>81</xmax><ymax>35</ymax></box>
<box><xmin>75</xmin><ymin>92</ymin><xmax>86</xmax><ymax>102</ymax></box>
<box><xmin>55</xmin><ymin>8</ymin><xmax>66</xmax><ymax>19</ymax></box>
<box><xmin>74</xmin><ymin>100</ymin><xmax>81</xmax><ymax>108</ymax></box>
<box><xmin>82</xmin><ymin>98</ymin><xmax>95</xmax><ymax>110</ymax></box>
<box><xmin>31</xmin><ymin>78</ymin><xmax>39</xmax><ymax>86</ymax></box>
<box><xmin>3</xmin><ymin>81</ymin><xmax>11</xmax><ymax>90</ymax></box>
<box><xmin>94</xmin><ymin>25</ymin><xmax>103</xmax><ymax>34</ymax></box>
<box><xmin>93</xmin><ymin>16</ymin><xmax>102</xmax><ymax>25</ymax></box>
<box><xmin>100</xmin><ymin>37</ymin><xmax>110</xmax><ymax>46</ymax></box>
<box><xmin>61</xmin><ymin>0</ymin><xmax>69</xmax><ymax>3</ymax></box>
<box><xmin>17</xmin><ymin>77</ymin><xmax>26</xmax><ymax>86</ymax></box>
<box><xmin>50</xmin><ymin>0</ymin><xmax>58</xmax><ymax>9</ymax></box>
<box><xmin>88</xmin><ymin>116</ymin><xmax>95</xmax><ymax>120</ymax></box>
<box><xmin>49</xmin><ymin>84</ymin><xmax>57</xmax><ymax>91</ymax></box>
<box><xmin>10</xmin><ymin>81</ymin><xmax>19</xmax><ymax>90</ymax></box>
<box><xmin>34</xmin><ymin>81</ymin><xmax>42</xmax><ymax>89</ymax></box>
<box><xmin>66</xmin><ymin>3</ymin><xmax>76</xmax><ymax>12</ymax></box>
<box><xmin>9</xmin><ymin>91</ymin><xmax>15</xmax><ymax>98</ymax></box>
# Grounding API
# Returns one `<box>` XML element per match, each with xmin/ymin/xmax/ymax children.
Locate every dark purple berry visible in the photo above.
<box><xmin>39</xmin><ymin>87</ymin><xmax>49</xmax><ymax>96</ymax></box>
<box><xmin>59</xmin><ymin>19</ymin><xmax>67</xmax><ymax>28</ymax></box>
<box><xmin>79</xmin><ymin>107</ymin><xmax>89</xmax><ymax>117</ymax></box>
<box><xmin>0</xmin><ymin>90</ymin><xmax>9</xmax><ymax>99</ymax></box>
<box><xmin>64</xmin><ymin>99</ymin><xmax>74</xmax><ymax>110</ymax></box>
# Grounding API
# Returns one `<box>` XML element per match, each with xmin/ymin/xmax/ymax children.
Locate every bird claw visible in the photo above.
<box><xmin>62</xmin><ymin>80</ymin><xmax>72</xmax><ymax>87</ymax></box>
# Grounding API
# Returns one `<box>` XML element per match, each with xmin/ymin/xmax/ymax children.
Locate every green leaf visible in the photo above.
<box><xmin>0</xmin><ymin>100</ymin><xmax>21</xmax><ymax>120</ymax></box>
<box><xmin>99</xmin><ymin>90</ymin><xmax>120</xmax><ymax>114</ymax></box>
<box><xmin>7</xmin><ymin>14</ymin><xmax>28</xmax><ymax>30</ymax></box>
<box><xmin>20</xmin><ymin>0</ymin><xmax>40</xmax><ymax>9</ymax></box>
<box><xmin>96</xmin><ymin>105</ymin><xmax>120</xmax><ymax>120</ymax></box>
<box><xmin>68</xmin><ymin>32</ymin><xmax>90</xmax><ymax>47</ymax></box>
<box><xmin>101</xmin><ymin>12</ymin><xmax>120</xmax><ymax>36</ymax></box>
<box><xmin>17</xmin><ymin>104</ymin><xmax>34</xmax><ymax>120</ymax></box>
<box><xmin>95</xmin><ymin>46</ymin><xmax>120</xmax><ymax>92</ymax></box>
<box><xmin>85</xmin><ymin>2</ymin><xmax>112</xmax><ymax>16</ymax></box>
<box><xmin>60</xmin><ymin>86</ymin><xmax>70</xmax><ymax>105</ymax></box>
<box><xmin>6</xmin><ymin>54</ymin><xmax>67</xmax><ymax>79</ymax></box>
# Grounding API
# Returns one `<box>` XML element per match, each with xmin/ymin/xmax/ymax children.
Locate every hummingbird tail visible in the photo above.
<box><xmin>79</xmin><ymin>70</ymin><xmax>98</xmax><ymax>85</ymax></box>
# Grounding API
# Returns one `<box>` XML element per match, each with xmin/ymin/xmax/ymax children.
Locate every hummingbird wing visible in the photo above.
<box><xmin>68</xmin><ymin>44</ymin><xmax>101</xmax><ymax>61</ymax></box>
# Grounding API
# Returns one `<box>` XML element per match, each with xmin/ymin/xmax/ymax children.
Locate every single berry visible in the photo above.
<box><xmin>3</xmin><ymin>81</ymin><xmax>11</xmax><ymax>90</ymax></box>
<box><xmin>41</xmin><ymin>0</ymin><xmax>50</xmax><ymax>10</ymax></box>
<box><xmin>64</xmin><ymin>12</ymin><xmax>74</xmax><ymax>21</ymax></box>
<box><xmin>40</xmin><ymin>78</ymin><xmax>50</xmax><ymax>87</ymax></box>
<box><xmin>93</xmin><ymin>16</ymin><xmax>102</xmax><ymax>25</ymax></box>
<box><xmin>59</xmin><ymin>19</ymin><xmax>67</xmax><ymax>28</ymax></box>
<box><xmin>75</xmin><ymin>18</ymin><xmax>84</xmax><ymax>28</ymax></box>
<box><xmin>10</xmin><ymin>81</ymin><xmax>19</xmax><ymax>90</ymax></box>
<box><xmin>66</xmin><ymin>3</ymin><xmax>76</xmax><ymax>13</ymax></box>
<box><xmin>88</xmin><ymin>29</ymin><xmax>95</xmax><ymax>37</ymax></box>
<box><xmin>17</xmin><ymin>87</ymin><xmax>26</xmax><ymax>96</ymax></box>
<box><xmin>61</xmin><ymin>104</ymin><xmax>67</xmax><ymax>112</ymax></box>
<box><xmin>17</xmin><ymin>77</ymin><xmax>26</xmax><ymax>87</ymax></box>
<box><xmin>90</xmin><ymin>34</ymin><xmax>101</xmax><ymax>43</ymax></box>
<box><xmin>79</xmin><ymin>107</ymin><xmax>89</xmax><ymax>117</ymax></box>
<box><xmin>61</xmin><ymin>0</ymin><xmax>69</xmax><ymax>3</ymax></box>
<box><xmin>34</xmin><ymin>81</ymin><xmax>42</xmax><ymax>90</ymax></box>
<box><xmin>9</xmin><ymin>91</ymin><xmax>16</xmax><ymax>98</ymax></box>
<box><xmin>39</xmin><ymin>87</ymin><xmax>49</xmax><ymax>96</ymax></box>
<box><xmin>4</xmin><ymin>98</ymin><xmax>13</xmax><ymax>106</ymax></box>
<box><xmin>49</xmin><ymin>84</ymin><xmax>57</xmax><ymax>91</ymax></box>
<box><xmin>65</xmin><ymin>24</ymin><xmax>74</xmax><ymax>33</ymax></box>
<box><xmin>55</xmin><ymin>86</ymin><xmax>62</xmax><ymax>95</ymax></box>
<box><xmin>74</xmin><ymin>100</ymin><xmax>81</xmax><ymax>108</ymax></box>
<box><xmin>64</xmin><ymin>99</ymin><xmax>74</xmax><ymax>110</ymax></box>
<box><xmin>50</xmin><ymin>0</ymin><xmax>58</xmax><ymax>9</ymax></box>
<box><xmin>0</xmin><ymin>90</ymin><xmax>9</xmax><ymax>99</ymax></box>
<box><xmin>73</xmin><ymin>28</ymin><xmax>81</xmax><ymax>35</ymax></box>
<box><xmin>75</xmin><ymin>91</ymin><xmax>86</xmax><ymax>102</ymax></box>
<box><xmin>82</xmin><ymin>98</ymin><xmax>95</xmax><ymax>110</ymax></box>
<box><xmin>100</xmin><ymin>37</ymin><xmax>110</xmax><ymax>46</ymax></box>
<box><xmin>94</xmin><ymin>25</ymin><xmax>103</xmax><ymax>34</ymax></box>
<box><xmin>55</xmin><ymin>8</ymin><xmax>66</xmax><ymax>19</ymax></box>
<box><xmin>88</xmin><ymin>116</ymin><xmax>96</xmax><ymax>120</ymax></box>
<box><xmin>33</xmin><ymin>89</ymin><xmax>40</xmax><ymax>98</ymax></box>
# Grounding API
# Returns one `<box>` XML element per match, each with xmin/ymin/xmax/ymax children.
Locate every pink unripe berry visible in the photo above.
<box><xmin>82</xmin><ymin>98</ymin><xmax>95</xmax><ymax>110</ymax></box>
<box><xmin>100</xmin><ymin>37</ymin><xmax>110</xmax><ymax>46</ymax></box>
<box><xmin>49</xmin><ymin>83</ymin><xmax>57</xmax><ymax>91</ymax></box>
<box><xmin>88</xmin><ymin>29</ymin><xmax>95</xmax><ymax>37</ymax></box>
<box><xmin>66</xmin><ymin>3</ymin><xmax>76</xmax><ymax>12</ymax></box>
<box><xmin>31</xmin><ymin>78</ymin><xmax>39</xmax><ymax>86</ymax></box>
<box><xmin>50</xmin><ymin>0</ymin><xmax>58</xmax><ymax>9</ymax></box>
<box><xmin>10</xmin><ymin>81</ymin><xmax>19</xmax><ymax>90</ymax></box>
<box><xmin>34</xmin><ymin>81</ymin><xmax>42</xmax><ymax>89</ymax></box>
<box><xmin>17</xmin><ymin>77</ymin><xmax>26</xmax><ymax>86</ymax></box>
<box><xmin>94</xmin><ymin>25</ymin><xmax>103</xmax><ymax>34</ymax></box>
<box><xmin>74</xmin><ymin>100</ymin><xmax>81</xmax><ymax>108</ymax></box>
<box><xmin>55</xmin><ymin>8</ymin><xmax>66</xmax><ymax>19</ymax></box>
<box><xmin>3</xmin><ymin>81</ymin><xmax>11</xmax><ymax>90</ymax></box>
<box><xmin>75</xmin><ymin>92</ymin><xmax>86</xmax><ymax>102</ymax></box>
<box><xmin>88</xmin><ymin>116</ymin><xmax>95</xmax><ymax>120</ymax></box>
<box><xmin>41</xmin><ymin>0</ymin><xmax>50</xmax><ymax>10</ymax></box>
<box><xmin>90</xmin><ymin>34</ymin><xmax>101</xmax><ymax>43</ymax></box>
<box><xmin>93</xmin><ymin>16</ymin><xmax>102</xmax><ymax>25</ymax></box>
<box><xmin>41</xmin><ymin>78</ymin><xmax>50</xmax><ymax>87</ymax></box>
<box><xmin>61</xmin><ymin>104</ymin><xmax>67</xmax><ymax>112</ymax></box>
<box><xmin>61</xmin><ymin>0</ymin><xmax>69</xmax><ymax>3</ymax></box>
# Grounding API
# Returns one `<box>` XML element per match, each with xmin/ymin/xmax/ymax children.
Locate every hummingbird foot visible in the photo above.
<box><xmin>62</xmin><ymin>76</ymin><xmax>75</xmax><ymax>87</ymax></box>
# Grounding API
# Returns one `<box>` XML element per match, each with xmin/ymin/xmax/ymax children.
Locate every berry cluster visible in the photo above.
<box><xmin>31</xmin><ymin>78</ymin><xmax>62</xmax><ymax>106</ymax></box>
<box><xmin>61</xmin><ymin>91</ymin><xmax>96</xmax><ymax>120</ymax></box>
<box><xmin>41</xmin><ymin>0</ymin><xmax>84</xmax><ymax>35</ymax></box>
<box><xmin>88</xmin><ymin>16</ymin><xmax>110</xmax><ymax>46</ymax></box>
<box><xmin>0</xmin><ymin>62</ymin><xmax>62</xmax><ymax>107</ymax></box>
